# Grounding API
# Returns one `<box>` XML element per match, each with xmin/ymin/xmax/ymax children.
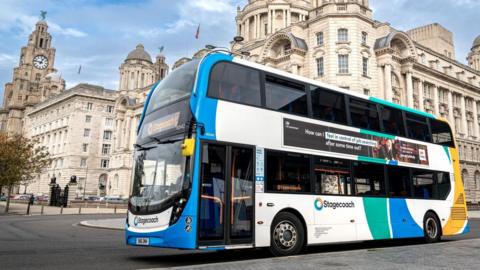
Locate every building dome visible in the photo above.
<box><xmin>126</xmin><ymin>44</ymin><xmax>152</xmax><ymax>63</ymax></box>
<box><xmin>473</xmin><ymin>35</ymin><xmax>480</xmax><ymax>50</ymax></box>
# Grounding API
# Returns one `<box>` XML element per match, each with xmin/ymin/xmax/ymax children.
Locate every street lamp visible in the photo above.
<box><xmin>83</xmin><ymin>166</ymin><xmax>88</xmax><ymax>199</ymax></box>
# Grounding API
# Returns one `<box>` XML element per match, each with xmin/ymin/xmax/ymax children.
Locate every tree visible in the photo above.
<box><xmin>0</xmin><ymin>132</ymin><xmax>51</xmax><ymax>213</ymax></box>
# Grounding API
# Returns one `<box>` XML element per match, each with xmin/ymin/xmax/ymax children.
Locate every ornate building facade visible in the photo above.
<box><xmin>0</xmin><ymin>19</ymin><xmax>65</xmax><ymax>134</ymax></box>
<box><xmin>106</xmin><ymin>44</ymin><xmax>169</xmax><ymax>198</ymax></box>
<box><xmin>22</xmin><ymin>84</ymin><xmax>117</xmax><ymax>196</ymax></box>
<box><xmin>234</xmin><ymin>0</ymin><xmax>480</xmax><ymax>203</ymax></box>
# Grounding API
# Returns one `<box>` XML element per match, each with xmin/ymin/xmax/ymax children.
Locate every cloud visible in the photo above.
<box><xmin>0</xmin><ymin>53</ymin><xmax>17</xmax><ymax>66</ymax></box>
<box><xmin>48</xmin><ymin>22</ymin><xmax>87</xmax><ymax>38</ymax></box>
<box><xmin>190</xmin><ymin>0</ymin><xmax>235</xmax><ymax>12</ymax></box>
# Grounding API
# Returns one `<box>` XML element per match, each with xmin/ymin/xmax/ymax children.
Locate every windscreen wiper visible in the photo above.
<box><xmin>134</xmin><ymin>143</ymin><xmax>156</xmax><ymax>151</ymax></box>
<box><xmin>152</xmin><ymin>137</ymin><xmax>182</xmax><ymax>144</ymax></box>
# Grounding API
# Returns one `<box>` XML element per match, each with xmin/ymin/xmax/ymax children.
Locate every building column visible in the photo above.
<box><xmin>287</xmin><ymin>10</ymin><xmax>291</xmax><ymax>26</ymax></box>
<box><xmin>406</xmin><ymin>71</ymin><xmax>414</xmax><ymax>108</ymax></box>
<box><xmin>418</xmin><ymin>79</ymin><xmax>425</xmax><ymax>111</ymax></box>
<box><xmin>245</xmin><ymin>18</ymin><xmax>250</xmax><ymax>41</ymax></box>
<box><xmin>123</xmin><ymin>116</ymin><xmax>131</xmax><ymax>149</ymax></box>
<box><xmin>253</xmin><ymin>15</ymin><xmax>257</xmax><ymax>39</ymax></box>
<box><xmin>461</xmin><ymin>94</ymin><xmax>468</xmax><ymax>136</ymax></box>
<box><xmin>433</xmin><ymin>84</ymin><xmax>439</xmax><ymax>116</ymax></box>
<box><xmin>284</xmin><ymin>9</ymin><xmax>287</xmax><ymax>28</ymax></box>
<box><xmin>384</xmin><ymin>64</ymin><xmax>393</xmax><ymax>102</ymax></box>
<box><xmin>473</xmin><ymin>99</ymin><xmax>479</xmax><ymax>138</ymax></box>
<box><xmin>447</xmin><ymin>90</ymin><xmax>455</xmax><ymax>129</ymax></box>
<box><xmin>130</xmin><ymin>116</ymin><xmax>138</xmax><ymax>149</ymax></box>
<box><xmin>267</xmin><ymin>9</ymin><xmax>271</xmax><ymax>34</ymax></box>
<box><xmin>257</xmin><ymin>14</ymin><xmax>261</xmax><ymax>38</ymax></box>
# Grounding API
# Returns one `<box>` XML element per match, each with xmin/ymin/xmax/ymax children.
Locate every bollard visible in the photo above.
<box><xmin>114</xmin><ymin>206</ymin><xmax>117</xmax><ymax>214</ymax></box>
<box><xmin>26</xmin><ymin>203</ymin><xmax>31</xmax><ymax>215</ymax></box>
<box><xmin>78</xmin><ymin>206</ymin><xmax>81</xmax><ymax>214</ymax></box>
<box><xmin>41</xmin><ymin>204</ymin><xmax>44</xmax><ymax>215</ymax></box>
<box><xmin>60</xmin><ymin>205</ymin><xmax>63</xmax><ymax>214</ymax></box>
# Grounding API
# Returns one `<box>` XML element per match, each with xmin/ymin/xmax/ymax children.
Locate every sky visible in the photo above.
<box><xmin>0</xmin><ymin>0</ymin><xmax>479</xmax><ymax>105</ymax></box>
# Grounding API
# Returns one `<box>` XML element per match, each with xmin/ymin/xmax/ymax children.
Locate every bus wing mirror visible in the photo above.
<box><xmin>181</xmin><ymin>138</ymin><xmax>195</xmax><ymax>156</ymax></box>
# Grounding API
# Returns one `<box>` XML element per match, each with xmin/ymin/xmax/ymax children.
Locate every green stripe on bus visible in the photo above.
<box><xmin>369</xmin><ymin>97</ymin><xmax>436</xmax><ymax>119</ymax></box>
<box><xmin>443</xmin><ymin>146</ymin><xmax>451</xmax><ymax>163</ymax></box>
<box><xmin>360</xmin><ymin>129</ymin><xmax>395</xmax><ymax>139</ymax></box>
<box><xmin>363</xmin><ymin>197</ymin><xmax>391</xmax><ymax>240</ymax></box>
<box><xmin>358</xmin><ymin>156</ymin><xmax>387</xmax><ymax>164</ymax></box>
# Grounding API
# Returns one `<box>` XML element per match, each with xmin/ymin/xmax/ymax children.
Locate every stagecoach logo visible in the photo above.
<box><xmin>314</xmin><ymin>197</ymin><xmax>355</xmax><ymax>211</ymax></box>
<box><xmin>134</xmin><ymin>216</ymin><xmax>159</xmax><ymax>226</ymax></box>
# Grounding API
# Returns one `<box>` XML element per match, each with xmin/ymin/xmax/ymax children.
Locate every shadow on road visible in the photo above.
<box><xmin>127</xmin><ymin>237</ymin><xmax>461</xmax><ymax>267</ymax></box>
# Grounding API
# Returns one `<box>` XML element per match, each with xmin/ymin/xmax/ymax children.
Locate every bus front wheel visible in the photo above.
<box><xmin>269</xmin><ymin>212</ymin><xmax>305</xmax><ymax>256</ymax></box>
<box><xmin>424</xmin><ymin>212</ymin><xmax>441</xmax><ymax>243</ymax></box>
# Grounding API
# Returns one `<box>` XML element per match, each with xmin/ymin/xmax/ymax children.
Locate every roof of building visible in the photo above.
<box><xmin>473</xmin><ymin>35</ymin><xmax>480</xmax><ymax>49</ymax></box>
<box><xmin>287</xmin><ymin>33</ymin><xmax>308</xmax><ymax>51</ymax></box>
<box><xmin>126</xmin><ymin>44</ymin><xmax>152</xmax><ymax>63</ymax></box>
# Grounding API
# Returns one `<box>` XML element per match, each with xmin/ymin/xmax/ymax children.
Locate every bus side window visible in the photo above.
<box><xmin>430</xmin><ymin>119</ymin><xmax>454</xmax><ymax>147</ymax></box>
<box><xmin>434</xmin><ymin>172</ymin><xmax>451</xmax><ymax>200</ymax></box>
<box><xmin>310</xmin><ymin>86</ymin><xmax>347</xmax><ymax>124</ymax></box>
<box><xmin>386</xmin><ymin>166</ymin><xmax>411</xmax><ymax>197</ymax></box>
<box><xmin>405</xmin><ymin>113</ymin><xmax>431</xmax><ymax>142</ymax></box>
<box><xmin>411</xmin><ymin>169</ymin><xmax>434</xmax><ymax>199</ymax></box>
<box><xmin>352</xmin><ymin>162</ymin><xmax>385</xmax><ymax>196</ymax></box>
<box><xmin>208</xmin><ymin>62</ymin><xmax>261</xmax><ymax>107</ymax></box>
<box><xmin>265</xmin><ymin>150</ymin><xmax>311</xmax><ymax>193</ymax></box>
<box><xmin>313</xmin><ymin>156</ymin><xmax>352</xmax><ymax>195</ymax></box>
<box><xmin>348</xmin><ymin>98</ymin><xmax>380</xmax><ymax>132</ymax></box>
<box><xmin>265</xmin><ymin>75</ymin><xmax>308</xmax><ymax>117</ymax></box>
<box><xmin>380</xmin><ymin>106</ymin><xmax>405</xmax><ymax>137</ymax></box>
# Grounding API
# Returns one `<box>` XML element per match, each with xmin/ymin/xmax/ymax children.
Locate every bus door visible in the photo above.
<box><xmin>198</xmin><ymin>143</ymin><xmax>254</xmax><ymax>246</ymax></box>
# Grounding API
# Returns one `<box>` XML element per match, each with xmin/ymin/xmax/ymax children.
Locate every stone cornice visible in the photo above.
<box><xmin>27</xmin><ymin>84</ymin><xmax>117</xmax><ymax>115</ymax></box>
<box><xmin>308</xmin><ymin>11</ymin><xmax>374</xmax><ymax>26</ymax></box>
<box><xmin>415</xmin><ymin>43</ymin><xmax>480</xmax><ymax>77</ymax></box>
<box><xmin>413</xmin><ymin>62</ymin><xmax>480</xmax><ymax>94</ymax></box>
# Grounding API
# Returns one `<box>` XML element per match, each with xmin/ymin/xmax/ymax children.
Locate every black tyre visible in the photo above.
<box><xmin>424</xmin><ymin>212</ymin><xmax>441</xmax><ymax>243</ymax></box>
<box><xmin>269</xmin><ymin>212</ymin><xmax>305</xmax><ymax>256</ymax></box>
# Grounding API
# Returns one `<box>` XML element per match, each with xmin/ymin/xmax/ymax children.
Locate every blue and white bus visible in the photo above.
<box><xmin>126</xmin><ymin>50</ymin><xmax>469</xmax><ymax>256</ymax></box>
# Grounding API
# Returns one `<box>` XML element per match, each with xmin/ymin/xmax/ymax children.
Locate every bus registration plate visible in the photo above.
<box><xmin>136</xmin><ymin>237</ymin><xmax>149</xmax><ymax>246</ymax></box>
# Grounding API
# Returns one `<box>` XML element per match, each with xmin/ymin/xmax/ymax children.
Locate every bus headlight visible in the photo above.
<box><xmin>169</xmin><ymin>197</ymin><xmax>187</xmax><ymax>225</ymax></box>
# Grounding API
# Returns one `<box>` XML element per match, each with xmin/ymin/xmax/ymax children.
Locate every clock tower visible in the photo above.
<box><xmin>0</xmin><ymin>16</ymin><xmax>65</xmax><ymax>134</ymax></box>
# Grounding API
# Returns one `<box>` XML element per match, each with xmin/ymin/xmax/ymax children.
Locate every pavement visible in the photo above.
<box><xmin>80</xmin><ymin>218</ymin><xmax>125</xmax><ymax>230</ymax></box>
<box><xmin>0</xmin><ymin>201</ymin><xmax>127</xmax><ymax>216</ymax></box>
<box><xmin>0</xmin><ymin>214</ymin><xmax>479</xmax><ymax>270</ymax></box>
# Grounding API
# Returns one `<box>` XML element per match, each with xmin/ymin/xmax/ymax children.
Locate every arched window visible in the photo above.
<box><xmin>114</xmin><ymin>174</ymin><xmax>119</xmax><ymax>189</ymax></box>
<box><xmin>392</xmin><ymin>73</ymin><xmax>405</xmax><ymax>105</ymax></box>
<box><xmin>475</xmin><ymin>171</ymin><xmax>480</xmax><ymax>190</ymax></box>
<box><xmin>461</xmin><ymin>169</ymin><xmax>468</xmax><ymax>185</ymax></box>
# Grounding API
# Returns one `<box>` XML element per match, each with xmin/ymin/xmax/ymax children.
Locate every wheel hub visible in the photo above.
<box><xmin>426</xmin><ymin>217</ymin><xmax>438</xmax><ymax>239</ymax></box>
<box><xmin>274</xmin><ymin>221</ymin><xmax>297</xmax><ymax>249</ymax></box>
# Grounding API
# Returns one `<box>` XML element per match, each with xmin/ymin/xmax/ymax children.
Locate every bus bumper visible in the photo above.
<box><xmin>125</xmin><ymin>215</ymin><xmax>197</xmax><ymax>249</ymax></box>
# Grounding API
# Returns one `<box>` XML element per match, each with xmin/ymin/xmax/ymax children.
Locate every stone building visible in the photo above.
<box><xmin>21</xmin><ymin>84</ymin><xmax>117</xmax><ymax>196</ymax></box>
<box><xmin>234</xmin><ymin>0</ymin><xmax>480</xmax><ymax>203</ymax></box>
<box><xmin>0</xmin><ymin>19</ymin><xmax>65</xmax><ymax>135</ymax></box>
<box><xmin>106</xmin><ymin>44</ymin><xmax>169</xmax><ymax>198</ymax></box>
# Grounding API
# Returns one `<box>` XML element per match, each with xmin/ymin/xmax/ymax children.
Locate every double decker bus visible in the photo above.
<box><xmin>126</xmin><ymin>50</ymin><xmax>469</xmax><ymax>256</ymax></box>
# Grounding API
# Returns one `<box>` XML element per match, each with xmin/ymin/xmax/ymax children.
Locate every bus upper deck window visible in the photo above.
<box><xmin>208</xmin><ymin>62</ymin><xmax>261</xmax><ymax>107</ymax></box>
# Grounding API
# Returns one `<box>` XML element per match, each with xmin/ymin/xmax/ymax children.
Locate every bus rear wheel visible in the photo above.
<box><xmin>424</xmin><ymin>212</ymin><xmax>441</xmax><ymax>243</ymax></box>
<box><xmin>269</xmin><ymin>212</ymin><xmax>305</xmax><ymax>256</ymax></box>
